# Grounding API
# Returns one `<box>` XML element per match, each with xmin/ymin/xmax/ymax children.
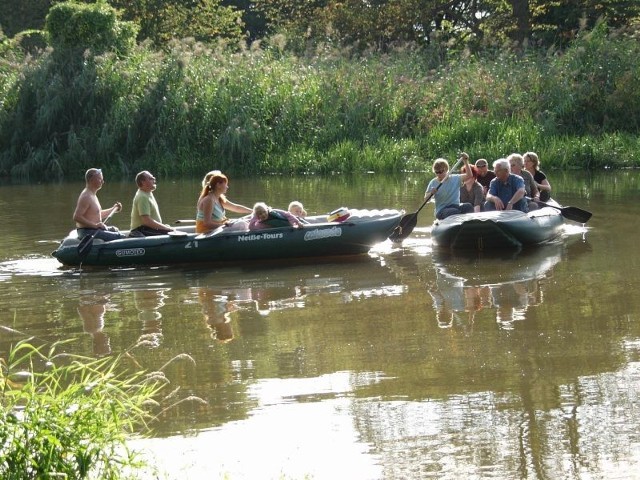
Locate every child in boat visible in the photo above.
<box><xmin>249</xmin><ymin>202</ymin><xmax>304</xmax><ymax>230</ymax></box>
<box><xmin>288</xmin><ymin>200</ymin><xmax>309</xmax><ymax>224</ymax></box>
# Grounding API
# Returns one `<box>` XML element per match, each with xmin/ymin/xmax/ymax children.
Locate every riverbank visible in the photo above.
<box><xmin>1</xmin><ymin>24</ymin><xmax>639</xmax><ymax>181</ymax></box>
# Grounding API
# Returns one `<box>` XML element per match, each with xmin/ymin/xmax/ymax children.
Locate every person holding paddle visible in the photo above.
<box><xmin>73</xmin><ymin>168</ymin><xmax>125</xmax><ymax>242</ymax></box>
<box><xmin>425</xmin><ymin>153</ymin><xmax>475</xmax><ymax>220</ymax></box>
<box><xmin>196</xmin><ymin>172</ymin><xmax>252</xmax><ymax>233</ymax></box>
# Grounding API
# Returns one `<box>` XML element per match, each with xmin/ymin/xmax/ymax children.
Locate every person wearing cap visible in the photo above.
<box><xmin>424</xmin><ymin>153</ymin><xmax>475</xmax><ymax>220</ymax></box>
<box><xmin>484</xmin><ymin>159</ymin><xmax>528</xmax><ymax>212</ymax></box>
<box><xmin>73</xmin><ymin>168</ymin><xmax>125</xmax><ymax>241</ymax></box>
<box><xmin>474</xmin><ymin>158</ymin><xmax>496</xmax><ymax>199</ymax></box>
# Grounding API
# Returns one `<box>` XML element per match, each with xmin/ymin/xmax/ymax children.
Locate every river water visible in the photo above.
<box><xmin>0</xmin><ymin>171</ymin><xmax>638</xmax><ymax>479</ymax></box>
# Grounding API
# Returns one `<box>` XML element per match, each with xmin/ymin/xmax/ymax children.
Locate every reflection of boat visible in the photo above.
<box><xmin>51</xmin><ymin>209</ymin><xmax>401</xmax><ymax>267</ymax></box>
<box><xmin>431</xmin><ymin>207</ymin><xmax>564</xmax><ymax>250</ymax></box>
<box><xmin>429</xmin><ymin>244</ymin><xmax>568</xmax><ymax>328</ymax></box>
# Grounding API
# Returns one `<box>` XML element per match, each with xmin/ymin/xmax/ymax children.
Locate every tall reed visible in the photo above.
<box><xmin>1</xmin><ymin>23</ymin><xmax>638</xmax><ymax>181</ymax></box>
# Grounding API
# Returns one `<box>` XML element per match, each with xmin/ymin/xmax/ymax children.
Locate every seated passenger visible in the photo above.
<box><xmin>484</xmin><ymin>159</ymin><xmax>528</xmax><ymax>212</ymax></box>
<box><xmin>460</xmin><ymin>165</ymin><xmax>484</xmax><ymax>213</ymax></box>
<box><xmin>196</xmin><ymin>172</ymin><xmax>252</xmax><ymax>234</ymax></box>
<box><xmin>73</xmin><ymin>168</ymin><xmax>125</xmax><ymax>241</ymax></box>
<box><xmin>524</xmin><ymin>152</ymin><xmax>552</xmax><ymax>202</ymax></box>
<box><xmin>475</xmin><ymin>158</ymin><xmax>495</xmax><ymax>199</ymax></box>
<box><xmin>249</xmin><ymin>202</ymin><xmax>304</xmax><ymax>230</ymax></box>
<box><xmin>508</xmin><ymin>153</ymin><xmax>539</xmax><ymax>211</ymax></box>
<box><xmin>288</xmin><ymin>200</ymin><xmax>307</xmax><ymax>217</ymax></box>
<box><xmin>129</xmin><ymin>170</ymin><xmax>174</xmax><ymax>236</ymax></box>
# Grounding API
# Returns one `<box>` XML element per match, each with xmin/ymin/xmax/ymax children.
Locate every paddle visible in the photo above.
<box><xmin>77</xmin><ymin>209</ymin><xmax>118</xmax><ymax>260</ymax></box>
<box><xmin>174</xmin><ymin>219</ymin><xmax>196</xmax><ymax>224</ymax></box>
<box><xmin>533</xmin><ymin>198</ymin><xmax>592</xmax><ymax>223</ymax></box>
<box><xmin>389</xmin><ymin>156</ymin><xmax>466</xmax><ymax>242</ymax></box>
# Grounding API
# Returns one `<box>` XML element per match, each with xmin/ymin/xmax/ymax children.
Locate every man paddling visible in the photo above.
<box><xmin>73</xmin><ymin>168</ymin><xmax>125</xmax><ymax>241</ymax></box>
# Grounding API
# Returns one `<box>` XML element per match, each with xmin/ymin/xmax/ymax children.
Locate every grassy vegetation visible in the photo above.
<box><xmin>0</xmin><ymin>338</ymin><xmax>201</xmax><ymax>479</ymax></box>
<box><xmin>1</xmin><ymin>22</ymin><xmax>639</xmax><ymax>181</ymax></box>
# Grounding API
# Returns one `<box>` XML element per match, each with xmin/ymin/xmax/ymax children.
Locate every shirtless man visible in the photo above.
<box><xmin>73</xmin><ymin>168</ymin><xmax>124</xmax><ymax>241</ymax></box>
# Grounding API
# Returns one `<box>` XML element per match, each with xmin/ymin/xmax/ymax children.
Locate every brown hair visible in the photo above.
<box><xmin>523</xmin><ymin>151</ymin><xmax>540</xmax><ymax>169</ymax></box>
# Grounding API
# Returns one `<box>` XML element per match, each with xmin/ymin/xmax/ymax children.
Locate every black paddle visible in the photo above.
<box><xmin>389</xmin><ymin>156</ymin><xmax>465</xmax><ymax>242</ymax></box>
<box><xmin>533</xmin><ymin>198</ymin><xmax>592</xmax><ymax>223</ymax></box>
<box><xmin>77</xmin><ymin>209</ymin><xmax>118</xmax><ymax>261</ymax></box>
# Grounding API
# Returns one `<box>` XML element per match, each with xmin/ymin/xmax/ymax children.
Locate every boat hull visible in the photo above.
<box><xmin>431</xmin><ymin>207</ymin><xmax>564</xmax><ymax>250</ymax></box>
<box><xmin>52</xmin><ymin>209</ymin><xmax>401</xmax><ymax>267</ymax></box>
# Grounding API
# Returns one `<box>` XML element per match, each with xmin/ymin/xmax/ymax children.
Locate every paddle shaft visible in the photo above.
<box><xmin>77</xmin><ymin>208</ymin><xmax>118</xmax><ymax>259</ymax></box>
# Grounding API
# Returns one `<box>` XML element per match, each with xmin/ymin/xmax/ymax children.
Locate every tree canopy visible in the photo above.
<box><xmin>1</xmin><ymin>0</ymin><xmax>638</xmax><ymax>51</ymax></box>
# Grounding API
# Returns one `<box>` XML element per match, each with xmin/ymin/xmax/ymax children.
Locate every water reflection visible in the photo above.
<box><xmin>77</xmin><ymin>293</ymin><xmax>111</xmax><ymax>356</ymax></box>
<box><xmin>196</xmin><ymin>288</ymin><xmax>238</xmax><ymax>342</ymax></box>
<box><xmin>134</xmin><ymin>289</ymin><xmax>168</xmax><ymax>348</ymax></box>
<box><xmin>429</xmin><ymin>242</ymin><xmax>571</xmax><ymax>330</ymax></box>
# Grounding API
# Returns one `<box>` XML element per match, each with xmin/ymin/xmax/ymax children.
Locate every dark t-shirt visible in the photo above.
<box><xmin>533</xmin><ymin>170</ymin><xmax>550</xmax><ymax>202</ymax></box>
<box><xmin>477</xmin><ymin>171</ymin><xmax>496</xmax><ymax>190</ymax></box>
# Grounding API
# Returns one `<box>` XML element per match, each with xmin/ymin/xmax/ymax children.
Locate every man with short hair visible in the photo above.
<box><xmin>129</xmin><ymin>171</ymin><xmax>174</xmax><ymax>236</ymax></box>
<box><xmin>474</xmin><ymin>158</ymin><xmax>496</xmax><ymax>198</ymax></box>
<box><xmin>484</xmin><ymin>159</ymin><xmax>528</xmax><ymax>212</ymax></box>
<box><xmin>73</xmin><ymin>168</ymin><xmax>124</xmax><ymax>241</ymax></box>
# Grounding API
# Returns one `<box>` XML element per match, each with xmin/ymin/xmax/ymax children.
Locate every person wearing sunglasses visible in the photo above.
<box><xmin>424</xmin><ymin>153</ymin><xmax>475</xmax><ymax>220</ymax></box>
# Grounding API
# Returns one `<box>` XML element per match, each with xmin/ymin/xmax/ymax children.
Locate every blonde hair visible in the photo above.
<box><xmin>432</xmin><ymin>158</ymin><xmax>449</xmax><ymax>173</ymax></box>
<box><xmin>201</xmin><ymin>170</ymin><xmax>222</xmax><ymax>188</ymax></box>
<box><xmin>288</xmin><ymin>201</ymin><xmax>307</xmax><ymax>216</ymax></box>
<box><xmin>253</xmin><ymin>202</ymin><xmax>269</xmax><ymax>216</ymax></box>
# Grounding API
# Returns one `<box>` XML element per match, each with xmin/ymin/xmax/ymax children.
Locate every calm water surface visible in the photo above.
<box><xmin>1</xmin><ymin>171</ymin><xmax>639</xmax><ymax>479</ymax></box>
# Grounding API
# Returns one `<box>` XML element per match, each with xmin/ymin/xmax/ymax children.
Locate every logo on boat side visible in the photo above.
<box><xmin>115</xmin><ymin>248</ymin><xmax>145</xmax><ymax>257</ymax></box>
<box><xmin>304</xmin><ymin>226</ymin><xmax>342</xmax><ymax>241</ymax></box>
<box><xmin>237</xmin><ymin>232</ymin><xmax>285</xmax><ymax>242</ymax></box>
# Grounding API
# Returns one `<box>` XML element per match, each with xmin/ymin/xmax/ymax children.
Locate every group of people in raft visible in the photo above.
<box><xmin>427</xmin><ymin>151</ymin><xmax>552</xmax><ymax>220</ymax></box>
<box><xmin>72</xmin><ymin>151</ymin><xmax>551</xmax><ymax>242</ymax></box>
<box><xmin>72</xmin><ymin>168</ymin><xmax>310</xmax><ymax>243</ymax></box>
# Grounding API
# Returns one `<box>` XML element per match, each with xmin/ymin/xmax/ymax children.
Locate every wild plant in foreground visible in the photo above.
<box><xmin>0</xmin><ymin>339</ymin><xmax>179</xmax><ymax>480</ymax></box>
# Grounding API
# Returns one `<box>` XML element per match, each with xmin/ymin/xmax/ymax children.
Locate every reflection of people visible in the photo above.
<box><xmin>130</xmin><ymin>171</ymin><xmax>174</xmax><ymax>236</ymax></box>
<box><xmin>249</xmin><ymin>202</ymin><xmax>304</xmax><ymax>230</ymax></box>
<box><xmin>424</xmin><ymin>153</ymin><xmax>474</xmax><ymax>220</ymax></box>
<box><xmin>484</xmin><ymin>159</ymin><xmax>527</xmax><ymax>212</ymax></box>
<box><xmin>73</xmin><ymin>168</ymin><xmax>124</xmax><ymax>241</ymax></box>
<box><xmin>490</xmin><ymin>280</ymin><xmax>539</xmax><ymax>328</ymax></box>
<box><xmin>78</xmin><ymin>294</ymin><xmax>111</xmax><ymax>356</ymax></box>
<box><xmin>134</xmin><ymin>289</ymin><xmax>167</xmax><ymax>346</ymax></box>
<box><xmin>196</xmin><ymin>172</ymin><xmax>252</xmax><ymax>234</ymax></box>
<box><xmin>197</xmin><ymin>289</ymin><xmax>235</xmax><ymax>342</ymax></box>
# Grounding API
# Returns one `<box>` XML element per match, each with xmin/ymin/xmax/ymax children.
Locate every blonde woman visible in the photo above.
<box><xmin>195</xmin><ymin>172</ymin><xmax>251</xmax><ymax>234</ymax></box>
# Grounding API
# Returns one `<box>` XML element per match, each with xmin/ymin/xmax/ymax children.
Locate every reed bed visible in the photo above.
<box><xmin>1</xmin><ymin>23</ymin><xmax>639</xmax><ymax>181</ymax></box>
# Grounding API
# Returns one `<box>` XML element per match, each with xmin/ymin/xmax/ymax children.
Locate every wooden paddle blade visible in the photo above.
<box><xmin>388</xmin><ymin>213</ymin><xmax>418</xmax><ymax>242</ymax></box>
<box><xmin>561</xmin><ymin>206</ymin><xmax>592</xmax><ymax>223</ymax></box>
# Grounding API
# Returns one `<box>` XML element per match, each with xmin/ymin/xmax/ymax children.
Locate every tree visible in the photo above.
<box><xmin>108</xmin><ymin>0</ymin><xmax>245</xmax><ymax>46</ymax></box>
